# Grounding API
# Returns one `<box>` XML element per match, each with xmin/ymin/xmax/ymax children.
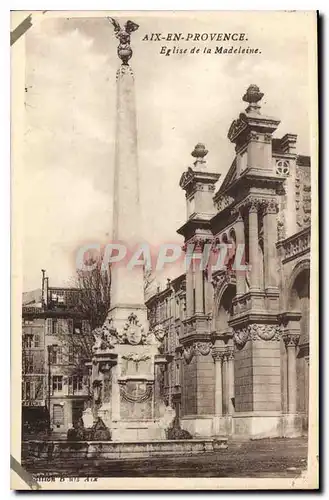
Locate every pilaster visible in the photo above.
<box><xmin>231</xmin><ymin>208</ymin><xmax>246</xmax><ymax>296</ymax></box>
<box><xmin>248</xmin><ymin>200</ymin><xmax>260</xmax><ymax>290</ymax></box>
<box><xmin>263</xmin><ymin>199</ymin><xmax>279</xmax><ymax>291</ymax></box>
<box><xmin>279</xmin><ymin>311</ymin><xmax>303</xmax><ymax>437</ymax></box>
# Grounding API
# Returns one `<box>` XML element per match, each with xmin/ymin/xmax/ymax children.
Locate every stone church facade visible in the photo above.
<box><xmin>146</xmin><ymin>85</ymin><xmax>311</xmax><ymax>440</ymax></box>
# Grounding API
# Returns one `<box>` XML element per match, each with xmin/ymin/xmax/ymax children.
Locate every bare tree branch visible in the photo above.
<box><xmin>56</xmin><ymin>257</ymin><xmax>111</xmax><ymax>380</ymax></box>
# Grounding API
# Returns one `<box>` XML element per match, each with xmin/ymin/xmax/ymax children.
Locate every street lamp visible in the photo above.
<box><xmin>47</xmin><ymin>345</ymin><xmax>53</xmax><ymax>434</ymax></box>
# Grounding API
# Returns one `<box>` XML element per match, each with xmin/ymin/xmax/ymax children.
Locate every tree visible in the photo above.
<box><xmin>56</xmin><ymin>257</ymin><xmax>111</xmax><ymax>381</ymax></box>
<box><xmin>75</xmin><ymin>257</ymin><xmax>111</xmax><ymax>332</ymax></box>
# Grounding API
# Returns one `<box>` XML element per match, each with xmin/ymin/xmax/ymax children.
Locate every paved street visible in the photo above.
<box><xmin>24</xmin><ymin>437</ymin><xmax>308</xmax><ymax>478</ymax></box>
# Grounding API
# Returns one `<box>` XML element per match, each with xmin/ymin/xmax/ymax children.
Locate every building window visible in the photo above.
<box><xmin>73</xmin><ymin>319</ymin><xmax>82</xmax><ymax>334</ymax></box>
<box><xmin>23</xmin><ymin>353</ymin><xmax>34</xmax><ymax>373</ymax></box>
<box><xmin>24</xmin><ymin>334</ymin><xmax>40</xmax><ymax>348</ymax></box>
<box><xmin>276</xmin><ymin>159</ymin><xmax>290</xmax><ymax>176</ymax></box>
<box><xmin>73</xmin><ymin>376</ymin><xmax>83</xmax><ymax>392</ymax></box>
<box><xmin>23</xmin><ymin>334</ymin><xmax>33</xmax><ymax>349</ymax></box>
<box><xmin>51</xmin><ymin>291</ymin><xmax>65</xmax><ymax>304</ymax></box>
<box><xmin>68</xmin><ymin>376</ymin><xmax>83</xmax><ymax>394</ymax></box>
<box><xmin>52</xmin><ymin>319</ymin><xmax>58</xmax><ymax>335</ymax></box>
<box><xmin>49</xmin><ymin>346</ymin><xmax>61</xmax><ymax>364</ymax></box>
<box><xmin>53</xmin><ymin>404</ymin><xmax>64</xmax><ymax>426</ymax></box>
<box><xmin>45</xmin><ymin>318</ymin><xmax>52</xmax><ymax>335</ymax></box>
<box><xmin>52</xmin><ymin>375</ymin><xmax>63</xmax><ymax>392</ymax></box>
<box><xmin>68</xmin><ymin>346</ymin><xmax>74</xmax><ymax>364</ymax></box>
<box><xmin>23</xmin><ymin>377</ymin><xmax>44</xmax><ymax>401</ymax></box>
<box><xmin>24</xmin><ymin>380</ymin><xmax>33</xmax><ymax>400</ymax></box>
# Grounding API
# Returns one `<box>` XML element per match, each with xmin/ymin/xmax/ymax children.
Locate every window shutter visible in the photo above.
<box><xmin>67</xmin><ymin>319</ymin><xmax>74</xmax><ymax>334</ymax></box>
<box><xmin>57</xmin><ymin>318</ymin><xmax>64</xmax><ymax>334</ymax></box>
<box><xmin>68</xmin><ymin>376</ymin><xmax>73</xmax><ymax>395</ymax></box>
<box><xmin>53</xmin><ymin>404</ymin><xmax>64</xmax><ymax>425</ymax></box>
<box><xmin>45</xmin><ymin>318</ymin><xmax>52</xmax><ymax>335</ymax></box>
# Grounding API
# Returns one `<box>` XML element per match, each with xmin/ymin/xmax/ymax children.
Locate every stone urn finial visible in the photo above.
<box><xmin>191</xmin><ymin>143</ymin><xmax>208</xmax><ymax>167</ymax></box>
<box><xmin>242</xmin><ymin>84</ymin><xmax>264</xmax><ymax>114</ymax></box>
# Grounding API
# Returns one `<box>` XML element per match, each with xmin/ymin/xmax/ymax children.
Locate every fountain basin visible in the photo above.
<box><xmin>23</xmin><ymin>438</ymin><xmax>228</xmax><ymax>460</ymax></box>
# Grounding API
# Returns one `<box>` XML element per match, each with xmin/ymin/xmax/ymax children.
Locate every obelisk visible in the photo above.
<box><xmin>107</xmin><ymin>18</ymin><xmax>147</xmax><ymax>332</ymax></box>
<box><xmin>90</xmin><ymin>21</ymin><xmax>168</xmax><ymax>438</ymax></box>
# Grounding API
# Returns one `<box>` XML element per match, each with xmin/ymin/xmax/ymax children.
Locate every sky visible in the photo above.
<box><xmin>22</xmin><ymin>11</ymin><xmax>315</xmax><ymax>292</ymax></box>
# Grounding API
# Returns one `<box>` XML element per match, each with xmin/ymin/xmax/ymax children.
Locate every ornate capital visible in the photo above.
<box><xmin>233</xmin><ymin>327</ymin><xmax>250</xmax><ymax>347</ymax></box>
<box><xmin>283</xmin><ymin>333</ymin><xmax>300</xmax><ymax>348</ymax></box>
<box><xmin>194</xmin><ymin>341</ymin><xmax>212</xmax><ymax>356</ymax></box>
<box><xmin>226</xmin><ymin>348</ymin><xmax>235</xmax><ymax>361</ymax></box>
<box><xmin>212</xmin><ymin>269</ymin><xmax>236</xmax><ymax>290</ymax></box>
<box><xmin>263</xmin><ymin>199</ymin><xmax>278</xmax><ymax>215</ymax></box>
<box><xmin>248</xmin><ymin>199</ymin><xmax>259</xmax><ymax>213</ymax></box>
<box><xmin>211</xmin><ymin>348</ymin><xmax>225</xmax><ymax>362</ymax></box>
<box><xmin>211</xmin><ymin>272</ymin><xmax>227</xmax><ymax>289</ymax></box>
<box><xmin>249</xmin><ymin>324</ymin><xmax>281</xmax><ymax>341</ymax></box>
<box><xmin>241</xmin><ymin>197</ymin><xmax>278</xmax><ymax>215</ymax></box>
<box><xmin>248</xmin><ymin>131</ymin><xmax>260</xmax><ymax>142</ymax></box>
<box><xmin>234</xmin><ymin>323</ymin><xmax>281</xmax><ymax>347</ymax></box>
<box><xmin>183</xmin><ymin>340</ymin><xmax>212</xmax><ymax>363</ymax></box>
<box><xmin>182</xmin><ymin>345</ymin><xmax>195</xmax><ymax>364</ymax></box>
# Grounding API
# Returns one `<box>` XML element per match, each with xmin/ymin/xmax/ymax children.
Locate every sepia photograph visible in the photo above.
<box><xmin>10</xmin><ymin>10</ymin><xmax>318</xmax><ymax>490</ymax></box>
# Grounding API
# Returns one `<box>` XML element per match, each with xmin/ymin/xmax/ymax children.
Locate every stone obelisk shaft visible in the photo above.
<box><xmin>110</xmin><ymin>64</ymin><xmax>145</xmax><ymax>320</ymax></box>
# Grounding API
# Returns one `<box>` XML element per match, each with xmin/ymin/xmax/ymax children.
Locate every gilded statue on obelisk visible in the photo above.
<box><xmin>107</xmin><ymin>17</ymin><xmax>139</xmax><ymax>65</ymax></box>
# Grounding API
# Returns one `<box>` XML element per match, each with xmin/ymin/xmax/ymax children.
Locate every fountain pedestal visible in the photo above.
<box><xmin>89</xmin><ymin>318</ymin><xmax>170</xmax><ymax>441</ymax></box>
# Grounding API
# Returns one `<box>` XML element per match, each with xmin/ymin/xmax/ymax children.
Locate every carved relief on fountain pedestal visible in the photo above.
<box><xmin>91</xmin><ymin>310</ymin><xmax>168</xmax><ymax>431</ymax></box>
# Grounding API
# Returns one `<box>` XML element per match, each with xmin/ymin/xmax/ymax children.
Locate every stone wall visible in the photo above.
<box><xmin>234</xmin><ymin>340</ymin><xmax>253</xmax><ymax>412</ymax></box>
<box><xmin>234</xmin><ymin>339</ymin><xmax>281</xmax><ymax>413</ymax></box>
<box><xmin>182</xmin><ymin>356</ymin><xmax>197</xmax><ymax>416</ymax></box>
<box><xmin>196</xmin><ymin>353</ymin><xmax>215</xmax><ymax>415</ymax></box>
